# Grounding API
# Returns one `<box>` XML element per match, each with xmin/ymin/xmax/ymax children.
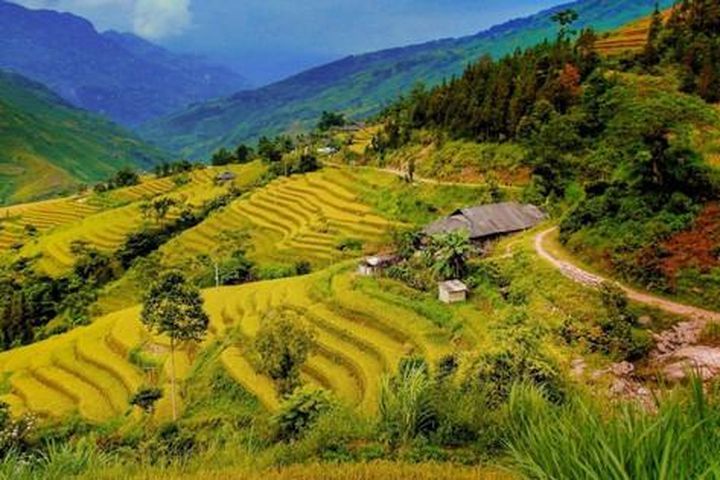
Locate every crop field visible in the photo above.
<box><xmin>5</xmin><ymin>163</ymin><xmax>265</xmax><ymax>276</ymax></box>
<box><xmin>0</xmin><ymin>265</ymin><xmax>459</xmax><ymax>421</ymax></box>
<box><xmin>596</xmin><ymin>9</ymin><xmax>672</xmax><ymax>56</ymax></box>
<box><xmin>161</xmin><ymin>168</ymin><xmax>399</xmax><ymax>268</ymax></box>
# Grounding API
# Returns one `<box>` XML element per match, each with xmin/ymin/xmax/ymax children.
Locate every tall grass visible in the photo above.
<box><xmin>505</xmin><ymin>380</ymin><xmax>720</xmax><ymax>479</ymax></box>
<box><xmin>0</xmin><ymin>440</ymin><xmax>114</xmax><ymax>480</ymax></box>
<box><xmin>378</xmin><ymin>365</ymin><xmax>434</xmax><ymax>444</ymax></box>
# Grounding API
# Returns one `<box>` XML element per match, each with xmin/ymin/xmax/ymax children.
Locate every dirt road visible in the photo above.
<box><xmin>535</xmin><ymin>227</ymin><xmax>720</xmax><ymax>322</ymax></box>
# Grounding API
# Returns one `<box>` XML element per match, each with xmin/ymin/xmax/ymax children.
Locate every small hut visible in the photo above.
<box><xmin>438</xmin><ymin>280</ymin><xmax>468</xmax><ymax>304</ymax></box>
<box><xmin>357</xmin><ymin>254</ymin><xmax>397</xmax><ymax>277</ymax></box>
<box><xmin>215</xmin><ymin>171</ymin><xmax>236</xmax><ymax>183</ymax></box>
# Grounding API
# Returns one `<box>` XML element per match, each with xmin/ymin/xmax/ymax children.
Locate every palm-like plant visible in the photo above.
<box><xmin>426</xmin><ymin>231</ymin><xmax>473</xmax><ymax>280</ymax></box>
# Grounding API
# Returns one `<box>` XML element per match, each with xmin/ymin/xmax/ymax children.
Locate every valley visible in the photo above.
<box><xmin>2</xmin><ymin>1</ymin><xmax>720</xmax><ymax>478</ymax></box>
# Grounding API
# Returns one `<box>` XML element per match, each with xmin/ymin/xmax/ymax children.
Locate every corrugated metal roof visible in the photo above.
<box><xmin>423</xmin><ymin>202</ymin><xmax>545</xmax><ymax>240</ymax></box>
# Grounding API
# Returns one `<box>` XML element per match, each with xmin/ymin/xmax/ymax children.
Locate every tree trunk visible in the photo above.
<box><xmin>170</xmin><ymin>336</ymin><xmax>177</xmax><ymax>421</ymax></box>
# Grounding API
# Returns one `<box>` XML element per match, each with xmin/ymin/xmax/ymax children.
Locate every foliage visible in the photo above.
<box><xmin>378</xmin><ymin>362</ymin><xmax>434</xmax><ymax>445</ymax></box>
<box><xmin>506</xmin><ymin>379</ymin><xmax>720</xmax><ymax>479</ymax></box>
<box><xmin>142</xmin><ymin>270</ymin><xmax>209</xmax><ymax>419</ymax></box>
<box><xmin>317</xmin><ymin>111</ymin><xmax>347</xmax><ymax>131</ymax></box>
<box><xmin>130</xmin><ymin>387</ymin><xmax>164</xmax><ymax>414</ymax></box>
<box><xmin>272</xmin><ymin>388</ymin><xmax>334</xmax><ymax>441</ymax></box>
<box><xmin>254</xmin><ymin>309</ymin><xmax>316</xmax><ymax>396</ymax></box>
<box><xmin>643</xmin><ymin>0</ymin><xmax>720</xmax><ymax>102</ymax></box>
<box><xmin>424</xmin><ymin>231</ymin><xmax>474</xmax><ymax>280</ymax></box>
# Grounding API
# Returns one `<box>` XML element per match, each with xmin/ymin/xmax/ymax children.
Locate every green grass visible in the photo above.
<box><xmin>506</xmin><ymin>381</ymin><xmax>720</xmax><ymax>479</ymax></box>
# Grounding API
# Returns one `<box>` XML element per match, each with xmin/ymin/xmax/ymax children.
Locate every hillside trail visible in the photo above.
<box><xmin>324</xmin><ymin>161</ymin><xmax>515</xmax><ymax>189</ymax></box>
<box><xmin>535</xmin><ymin>226</ymin><xmax>720</xmax><ymax>379</ymax></box>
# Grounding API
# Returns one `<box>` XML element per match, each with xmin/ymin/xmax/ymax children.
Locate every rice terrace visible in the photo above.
<box><xmin>2</xmin><ymin>0</ymin><xmax>720</xmax><ymax>479</ymax></box>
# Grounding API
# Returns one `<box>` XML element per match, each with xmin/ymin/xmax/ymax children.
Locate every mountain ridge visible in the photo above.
<box><xmin>143</xmin><ymin>0</ymin><xmax>674</xmax><ymax>158</ymax></box>
<box><xmin>0</xmin><ymin>0</ymin><xmax>251</xmax><ymax>125</ymax></box>
<box><xmin>0</xmin><ymin>69</ymin><xmax>168</xmax><ymax>205</ymax></box>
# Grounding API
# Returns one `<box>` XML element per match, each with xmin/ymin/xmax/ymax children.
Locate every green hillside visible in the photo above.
<box><xmin>0</xmin><ymin>70</ymin><xmax>168</xmax><ymax>205</ymax></box>
<box><xmin>143</xmin><ymin>0</ymin><xmax>673</xmax><ymax>159</ymax></box>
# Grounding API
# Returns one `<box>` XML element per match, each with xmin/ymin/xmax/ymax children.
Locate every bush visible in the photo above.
<box><xmin>272</xmin><ymin>388</ymin><xmax>334</xmax><ymax>441</ymax></box>
<box><xmin>336</xmin><ymin>237</ymin><xmax>363</xmax><ymax>252</ymax></box>
<box><xmin>130</xmin><ymin>387</ymin><xmax>163</xmax><ymax>414</ymax></box>
<box><xmin>254</xmin><ymin>309</ymin><xmax>316</xmax><ymax>396</ymax></box>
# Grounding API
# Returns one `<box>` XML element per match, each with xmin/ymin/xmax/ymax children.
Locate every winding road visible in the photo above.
<box><xmin>534</xmin><ymin>227</ymin><xmax>720</xmax><ymax>322</ymax></box>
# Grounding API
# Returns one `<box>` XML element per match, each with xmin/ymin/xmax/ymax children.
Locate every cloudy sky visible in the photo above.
<box><xmin>13</xmin><ymin>0</ymin><xmax>561</xmax><ymax>83</ymax></box>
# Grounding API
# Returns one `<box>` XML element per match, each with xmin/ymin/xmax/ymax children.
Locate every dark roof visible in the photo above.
<box><xmin>423</xmin><ymin>202</ymin><xmax>545</xmax><ymax>239</ymax></box>
<box><xmin>216</xmin><ymin>171</ymin><xmax>236</xmax><ymax>180</ymax></box>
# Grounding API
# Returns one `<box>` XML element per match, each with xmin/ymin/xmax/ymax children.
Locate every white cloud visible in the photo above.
<box><xmin>13</xmin><ymin>0</ymin><xmax>191</xmax><ymax>39</ymax></box>
<box><xmin>132</xmin><ymin>0</ymin><xmax>191</xmax><ymax>39</ymax></box>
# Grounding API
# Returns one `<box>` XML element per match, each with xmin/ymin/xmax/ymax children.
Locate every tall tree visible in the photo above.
<box><xmin>643</xmin><ymin>3</ymin><xmax>664</xmax><ymax>66</ymax></box>
<box><xmin>141</xmin><ymin>271</ymin><xmax>209</xmax><ymax>420</ymax></box>
<box><xmin>552</xmin><ymin>9</ymin><xmax>579</xmax><ymax>42</ymax></box>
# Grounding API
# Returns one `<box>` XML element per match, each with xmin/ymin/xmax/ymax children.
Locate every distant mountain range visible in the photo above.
<box><xmin>0</xmin><ymin>1</ymin><xmax>251</xmax><ymax>125</ymax></box>
<box><xmin>143</xmin><ymin>0</ymin><xmax>674</xmax><ymax>159</ymax></box>
<box><xmin>0</xmin><ymin>69</ymin><xmax>167</xmax><ymax>205</ymax></box>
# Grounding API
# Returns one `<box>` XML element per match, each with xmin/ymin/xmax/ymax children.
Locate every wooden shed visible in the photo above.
<box><xmin>438</xmin><ymin>280</ymin><xmax>468</xmax><ymax>304</ymax></box>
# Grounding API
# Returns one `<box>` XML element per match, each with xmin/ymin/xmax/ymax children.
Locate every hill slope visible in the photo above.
<box><xmin>0</xmin><ymin>70</ymin><xmax>168</xmax><ymax>204</ymax></box>
<box><xmin>143</xmin><ymin>0</ymin><xmax>674</xmax><ymax>158</ymax></box>
<box><xmin>0</xmin><ymin>1</ymin><xmax>250</xmax><ymax>125</ymax></box>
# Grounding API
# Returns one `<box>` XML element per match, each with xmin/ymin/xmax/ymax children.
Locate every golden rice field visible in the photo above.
<box><xmin>161</xmin><ymin>168</ymin><xmax>398</xmax><ymax>268</ymax></box>
<box><xmin>5</xmin><ymin>163</ymin><xmax>265</xmax><ymax>276</ymax></box>
<box><xmin>595</xmin><ymin>9</ymin><xmax>672</xmax><ymax>56</ymax></box>
<box><xmin>0</xmin><ymin>265</ymin><xmax>459</xmax><ymax>421</ymax></box>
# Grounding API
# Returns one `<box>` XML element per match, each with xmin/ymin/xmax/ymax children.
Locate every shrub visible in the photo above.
<box><xmin>272</xmin><ymin>388</ymin><xmax>334</xmax><ymax>442</ymax></box>
<box><xmin>255</xmin><ymin>309</ymin><xmax>316</xmax><ymax>396</ymax></box>
<box><xmin>130</xmin><ymin>387</ymin><xmax>163</xmax><ymax>414</ymax></box>
<box><xmin>336</xmin><ymin>237</ymin><xmax>364</xmax><ymax>252</ymax></box>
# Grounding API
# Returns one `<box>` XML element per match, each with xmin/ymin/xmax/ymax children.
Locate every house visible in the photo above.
<box><xmin>357</xmin><ymin>254</ymin><xmax>398</xmax><ymax>276</ymax></box>
<box><xmin>423</xmin><ymin>202</ymin><xmax>545</xmax><ymax>248</ymax></box>
<box><xmin>215</xmin><ymin>171</ymin><xmax>236</xmax><ymax>182</ymax></box>
<box><xmin>438</xmin><ymin>280</ymin><xmax>468</xmax><ymax>304</ymax></box>
<box><xmin>317</xmin><ymin>146</ymin><xmax>338</xmax><ymax>155</ymax></box>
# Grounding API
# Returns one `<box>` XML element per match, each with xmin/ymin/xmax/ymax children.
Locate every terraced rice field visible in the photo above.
<box><xmin>0</xmin><ymin>266</ymin><xmax>458</xmax><ymax>421</ymax></box>
<box><xmin>596</xmin><ymin>9</ymin><xmax>672</xmax><ymax>56</ymax></box>
<box><xmin>162</xmin><ymin>168</ymin><xmax>398</xmax><ymax>267</ymax></box>
<box><xmin>8</xmin><ymin>164</ymin><xmax>265</xmax><ymax>275</ymax></box>
<box><xmin>0</xmin><ymin>196</ymin><xmax>102</xmax><ymax>251</ymax></box>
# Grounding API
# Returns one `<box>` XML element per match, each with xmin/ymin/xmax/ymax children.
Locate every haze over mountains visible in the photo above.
<box><xmin>0</xmin><ymin>70</ymin><xmax>167</xmax><ymax>204</ymax></box>
<box><xmin>0</xmin><ymin>0</ymin><xmax>250</xmax><ymax>125</ymax></box>
<box><xmin>144</xmin><ymin>0</ymin><xmax>674</xmax><ymax>159</ymax></box>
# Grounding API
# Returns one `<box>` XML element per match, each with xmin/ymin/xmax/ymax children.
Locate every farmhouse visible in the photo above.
<box><xmin>438</xmin><ymin>280</ymin><xmax>469</xmax><ymax>304</ymax></box>
<box><xmin>423</xmin><ymin>202</ymin><xmax>545</xmax><ymax>246</ymax></box>
<box><xmin>358</xmin><ymin>254</ymin><xmax>398</xmax><ymax>276</ymax></box>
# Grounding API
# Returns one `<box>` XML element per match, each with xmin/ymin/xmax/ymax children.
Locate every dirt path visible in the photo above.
<box><xmin>324</xmin><ymin>161</ymin><xmax>518</xmax><ymax>189</ymax></box>
<box><xmin>535</xmin><ymin>227</ymin><xmax>720</xmax><ymax>322</ymax></box>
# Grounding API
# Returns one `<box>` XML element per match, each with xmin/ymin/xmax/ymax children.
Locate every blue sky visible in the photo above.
<box><xmin>14</xmin><ymin>0</ymin><xmax>563</xmax><ymax>83</ymax></box>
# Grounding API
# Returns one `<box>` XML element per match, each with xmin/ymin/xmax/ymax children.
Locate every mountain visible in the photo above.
<box><xmin>0</xmin><ymin>70</ymin><xmax>168</xmax><ymax>205</ymax></box>
<box><xmin>0</xmin><ymin>1</ymin><xmax>251</xmax><ymax>125</ymax></box>
<box><xmin>143</xmin><ymin>0</ymin><xmax>674</xmax><ymax>159</ymax></box>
